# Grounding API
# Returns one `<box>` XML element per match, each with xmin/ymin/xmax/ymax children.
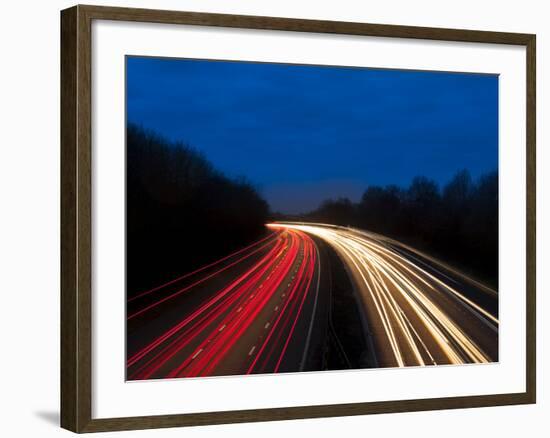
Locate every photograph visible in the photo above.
<box><xmin>125</xmin><ymin>56</ymin><xmax>499</xmax><ymax>380</ymax></box>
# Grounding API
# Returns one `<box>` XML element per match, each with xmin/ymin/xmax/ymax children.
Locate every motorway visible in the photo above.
<box><xmin>127</xmin><ymin>222</ymin><xmax>498</xmax><ymax>380</ymax></box>
<box><xmin>127</xmin><ymin>227</ymin><xmax>327</xmax><ymax>380</ymax></box>
<box><xmin>273</xmin><ymin>223</ymin><xmax>499</xmax><ymax>367</ymax></box>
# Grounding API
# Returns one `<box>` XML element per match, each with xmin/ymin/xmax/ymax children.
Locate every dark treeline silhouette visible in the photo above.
<box><xmin>305</xmin><ymin>170</ymin><xmax>498</xmax><ymax>287</ymax></box>
<box><xmin>127</xmin><ymin>124</ymin><xmax>269</xmax><ymax>297</ymax></box>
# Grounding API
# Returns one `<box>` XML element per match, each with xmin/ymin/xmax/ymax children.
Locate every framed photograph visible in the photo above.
<box><xmin>60</xmin><ymin>4</ymin><xmax>536</xmax><ymax>433</ymax></box>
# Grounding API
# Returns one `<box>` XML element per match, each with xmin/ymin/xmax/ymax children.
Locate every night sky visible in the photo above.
<box><xmin>127</xmin><ymin>56</ymin><xmax>498</xmax><ymax>214</ymax></box>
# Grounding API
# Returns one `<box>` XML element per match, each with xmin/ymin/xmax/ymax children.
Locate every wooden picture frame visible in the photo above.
<box><xmin>61</xmin><ymin>4</ymin><xmax>536</xmax><ymax>433</ymax></box>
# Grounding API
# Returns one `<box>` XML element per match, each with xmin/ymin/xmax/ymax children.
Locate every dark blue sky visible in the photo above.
<box><xmin>127</xmin><ymin>56</ymin><xmax>498</xmax><ymax>214</ymax></box>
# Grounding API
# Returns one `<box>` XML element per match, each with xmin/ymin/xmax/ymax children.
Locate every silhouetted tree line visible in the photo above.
<box><xmin>127</xmin><ymin>124</ymin><xmax>269</xmax><ymax>296</ymax></box>
<box><xmin>306</xmin><ymin>170</ymin><xmax>498</xmax><ymax>286</ymax></box>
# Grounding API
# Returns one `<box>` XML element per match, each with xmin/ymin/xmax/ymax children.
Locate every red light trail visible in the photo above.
<box><xmin>127</xmin><ymin>222</ymin><xmax>498</xmax><ymax>380</ymax></box>
<box><xmin>127</xmin><ymin>228</ymin><xmax>318</xmax><ymax>379</ymax></box>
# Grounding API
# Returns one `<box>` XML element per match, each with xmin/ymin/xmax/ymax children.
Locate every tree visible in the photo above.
<box><xmin>404</xmin><ymin>176</ymin><xmax>441</xmax><ymax>240</ymax></box>
<box><xmin>310</xmin><ymin>197</ymin><xmax>357</xmax><ymax>226</ymax></box>
<box><xmin>443</xmin><ymin>169</ymin><xmax>473</xmax><ymax>212</ymax></box>
<box><xmin>303</xmin><ymin>170</ymin><xmax>498</xmax><ymax>286</ymax></box>
<box><xmin>358</xmin><ymin>185</ymin><xmax>403</xmax><ymax>234</ymax></box>
<box><xmin>127</xmin><ymin>123</ymin><xmax>269</xmax><ymax>296</ymax></box>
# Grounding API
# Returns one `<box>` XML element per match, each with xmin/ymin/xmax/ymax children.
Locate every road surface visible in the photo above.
<box><xmin>127</xmin><ymin>227</ymin><xmax>327</xmax><ymax>379</ymax></box>
<box><xmin>273</xmin><ymin>223</ymin><xmax>498</xmax><ymax>367</ymax></box>
<box><xmin>127</xmin><ymin>222</ymin><xmax>498</xmax><ymax>380</ymax></box>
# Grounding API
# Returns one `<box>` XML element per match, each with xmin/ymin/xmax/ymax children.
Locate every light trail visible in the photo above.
<box><xmin>127</xmin><ymin>231</ymin><xmax>283</xmax><ymax>320</ymax></box>
<box><xmin>127</xmin><ymin>221</ymin><xmax>498</xmax><ymax>380</ymax></box>
<box><xmin>127</xmin><ymin>228</ymin><xmax>318</xmax><ymax>379</ymax></box>
<box><xmin>268</xmin><ymin>223</ymin><xmax>498</xmax><ymax>368</ymax></box>
<box><xmin>128</xmin><ymin>231</ymin><xmax>279</xmax><ymax>302</ymax></box>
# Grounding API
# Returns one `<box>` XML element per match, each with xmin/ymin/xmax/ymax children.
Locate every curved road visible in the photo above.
<box><xmin>274</xmin><ymin>222</ymin><xmax>498</xmax><ymax>368</ymax></box>
<box><xmin>127</xmin><ymin>222</ymin><xmax>498</xmax><ymax>380</ymax></box>
<box><xmin>127</xmin><ymin>227</ymin><xmax>325</xmax><ymax>379</ymax></box>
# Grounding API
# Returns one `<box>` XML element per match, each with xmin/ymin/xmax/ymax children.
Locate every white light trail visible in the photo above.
<box><xmin>268</xmin><ymin>223</ymin><xmax>499</xmax><ymax>367</ymax></box>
